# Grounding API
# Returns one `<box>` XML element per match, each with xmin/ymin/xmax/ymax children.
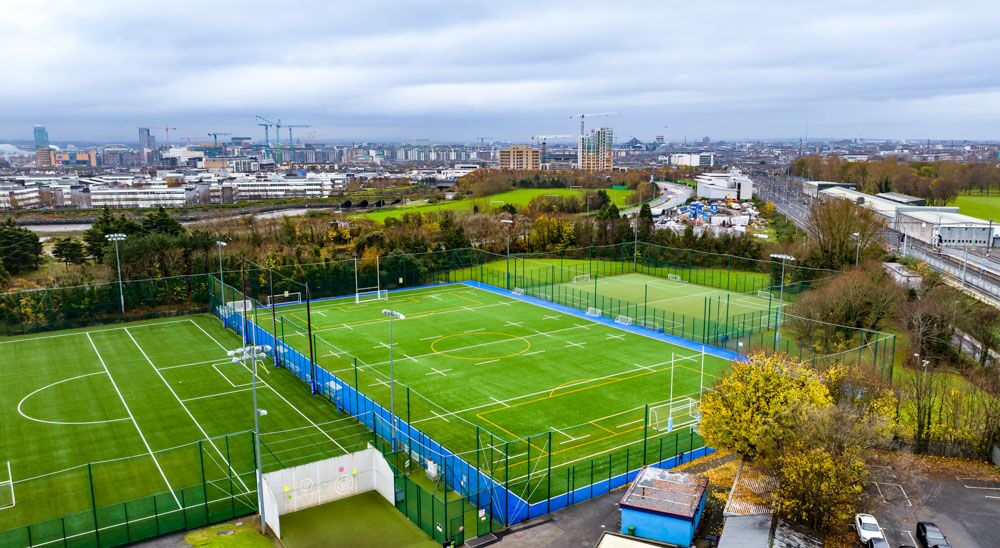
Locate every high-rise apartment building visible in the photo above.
<box><xmin>138</xmin><ymin>127</ymin><xmax>156</xmax><ymax>165</ymax></box>
<box><xmin>33</xmin><ymin>125</ymin><xmax>49</xmax><ymax>150</ymax></box>
<box><xmin>498</xmin><ymin>145</ymin><xmax>541</xmax><ymax>170</ymax></box>
<box><xmin>577</xmin><ymin>127</ymin><xmax>613</xmax><ymax>171</ymax></box>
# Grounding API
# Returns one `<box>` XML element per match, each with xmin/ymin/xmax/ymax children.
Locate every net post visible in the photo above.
<box><xmin>503</xmin><ymin>441</ymin><xmax>510</xmax><ymax>527</ymax></box>
<box><xmin>642</xmin><ymin>403</ymin><xmax>649</xmax><ymax>465</ymax></box>
<box><xmin>305</xmin><ymin>283</ymin><xmax>317</xmax><ymax>395</ymax></box>
<box><xmin>547</xmin><ymin>430</ymin><xmax>552</xmax><ymax>513</ymax></box>
<box><xmin>268</xmin><ymin>269</ymin><xmax>280</xmax><ymax>368</ymax></box>
<box><xmin>353</xmin><ymin>358</ymin><xmax>359</xmax><ymax>415</ymax></box>
<box><xmin>88</xmin><ymin>462</ymin><xmax>100</xmax><ymax>545</ymax></box>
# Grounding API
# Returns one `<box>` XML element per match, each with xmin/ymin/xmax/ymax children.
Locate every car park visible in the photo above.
<box><xmin>916</xmin><ymin>522</ymin><xmax>950</xmax><ymax>548</ymax></box>
<box><xmin>855</xmin><ymin>513</ymin><xmax>885</xmax><ymax>543</ymax></box>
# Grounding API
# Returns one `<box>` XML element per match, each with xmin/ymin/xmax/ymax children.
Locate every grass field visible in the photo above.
<box><xmin>279</xmin><ymin>492</ymin><xmax>437</xmax><ymax>548</ymax></box>
<box><xmin>359</xmin><ymin>187</ymin><xmax>634</xmax><ymax>222</ymax></box>
<box><xmin>270</xmin><ymin>282</ymin><xmax>729</xmax><ymax>504</ymax></box>
<box><xmin>949</xmin><ymin>193</ymin><xmax>1000</xmax><ymax>221</ymax></box>
<box><xmin>0</xmin><ymin>315</ymin><xmax>371</xmax><ymax>537</ymax></box>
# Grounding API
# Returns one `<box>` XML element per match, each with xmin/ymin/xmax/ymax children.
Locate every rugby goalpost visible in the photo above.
<box><xmin>0</xmin><ymin>461</ymin><xmax>14</xmax><ymax>510</ymax></box>
<box><xmin>354</xmin><ymin>257</ymin><xmax>388</xmax><ymax>304</ymax></box>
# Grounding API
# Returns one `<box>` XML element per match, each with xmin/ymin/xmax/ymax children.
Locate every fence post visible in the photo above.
<box><xmin>642</xmin><ymin>404</ymin><xmax>649</xmax><ymax>465</ymax></box>
<box><xmin>88</xmin><ymin>463</ymin><xmax>100</xmax><ymax>546</ymax></box>
<box><xmin>198</xmin><ymin>440</ymin><xmax>209</xmax><ymax>523</ymax></box>
<box><xmin>305</xmin><ymin>283</ymin><xmax>317</xmax><ymax>394</ymax></box>
<box><xmin>504</xmin><ymin>442</ymin><xmax>510</xmax><ymax>526</ymax></box>
<box><xmin>547</xmin><ymin>431</ymin><xmax>553</xmax><ymax>514</ymax></box>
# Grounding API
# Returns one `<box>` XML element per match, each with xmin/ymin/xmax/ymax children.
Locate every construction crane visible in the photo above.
<box><xmin>208</xmin><ymin>132</ymin><xmax>231</xmax><ymax>146</ymax></box>
<box><xmin>477</xmin><ymin>137</ymin><xmax>494</xmax><ymax>149</ymax></box>
<box><xmin>530</xmin><ymin>134</ymin><xmax>573</xmax><ymax>163</ymax></box>
<box><xmin>176</xmin><ymin>137</ymin><xmax>198</xmax><ymax>146</ymax></box>
<box><xmin>142</xmin><ymin>125</ymin><xmax>178</xmax><ymax>147</ymax></box>
<box><xmin>569</xmin><ymin>112</ymin><xmax>617</xmax><ymax>168</ymax></box>
<box><xmin>286</xmin><ymin>124</ymin><xmax>310</xmax><ymax>146</ymax></box>
<box><xmin>255</xmin><ymin>115</ymin><xmax>282</xmax><ymax>163</ymax></box>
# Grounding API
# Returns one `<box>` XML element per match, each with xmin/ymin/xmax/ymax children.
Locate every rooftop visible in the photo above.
<box><xmin>619</xmin><ymin>467</ymin><xmax>708</xmax><ymax>519</ymax></box>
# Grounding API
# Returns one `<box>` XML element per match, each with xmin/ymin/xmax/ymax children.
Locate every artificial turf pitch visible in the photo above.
<box><xmin>0</xmin><ymin>315</ymin><xmax>371</xmax><ymax>534</ymax></box>
<box><xmin>273</xmin><ymin>282</ymin><xmax>731</xmax><ymax>503</ymax></box>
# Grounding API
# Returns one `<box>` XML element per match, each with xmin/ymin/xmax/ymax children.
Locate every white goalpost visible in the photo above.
<box><xmin>648</xmin><ymin>397</ymin><xmax>700</xmax><ymax>433</ymax></box>
<box><xmin>572</xmin><ymin>273</ymin><xmax>591</xmax><ymax>284</ymax></box>
<box><xmin>266</xmin><ymin>291</ymin><xmax>302</xmax><ymax>307</ymax></box>
<box><xmin>0</xmin><ymin>462</ymin><xmax>14</xmax><ymax>510</ymax></box>
<box><xmin>354</xmin><ymin>256</ymin><xmax>387</xmax><ymax>304</ymax></box>
<box><xmin>756</xmin><ymin>289</ymin><xmax>773</xmax><ymax>300</ymax></box>
<box><xmin>666</xmin><ymin>274</ymin><xmax>685</xmax><ymax>282</ymax></box>
<box><xmin>615</xmin><ymin>314</ymin><xmax>633</xmax><ymax>326</ymax></box>
<box><xmin>512</xmin><ymin>287</ymin><xmax>525</xmax><ymax>296</ymax></box>
<box><xmin>586</xmin><ymin>307</ymin><xmax>602</xmax><ymax>317</ymax></box>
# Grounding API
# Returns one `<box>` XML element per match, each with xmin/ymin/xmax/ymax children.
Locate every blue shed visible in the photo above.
<box><xmin>619</xmin><ymin>467</ymin><xmax>708</xmax><ymax>547</ymax></box>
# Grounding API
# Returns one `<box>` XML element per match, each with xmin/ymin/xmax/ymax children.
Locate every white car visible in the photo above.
<box><xmin>855</xmin><ymin>513</ymin><xmax>885</xmax><ymax>543</ymax></box>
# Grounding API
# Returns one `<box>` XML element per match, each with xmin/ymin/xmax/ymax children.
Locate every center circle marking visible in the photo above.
<box><xmin>430</xmin><ymin>332</ymin><xmax>531</xmax><ymax>361</ymax></box>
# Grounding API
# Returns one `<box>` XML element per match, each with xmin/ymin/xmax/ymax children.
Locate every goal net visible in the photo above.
<box><xmin>572</xmin><ymin>273</ymin><xmax>591</xmax><ymax>284</ymax></box>
<box><xmin>0</xmin><ymin>462</ymin><xmax>14</xmax><ymax>510</ymax></box>
<box><xmin>756</xmin><ymin>289</ymin><xmax>773</xmax><ymax>300</ymax></box>
<box><xmin>266</xmin><ymin>291</ymin><xmax>302</xmax><ymax>307</ymax></box>
<box><xmin>355</xmin><ymin>289</ymin><xmax>388</xmax><ymax>304</ymax></box>
<box><xmin>512</xmin><ymin>287</ymin><xmax>525</xmax><ymax>296</ymax></box>
<box><xmin>643</xmin><ymin>321</ymin><xmax>662</xmax><ymax>332</ymax></box>
<box><xmin>648</xmin><ymin>397</ymin><xmax>700</xmax><ymax>432</ymax></box>
<box><xmin>666</xmin><ymin>274</ymin><xmax>685</xmax><ymax>283</ymax></box>
<box><xmin>615</xmin><ymin>315</ymin><xmax>633</xmax><ymax>326</ymax></box>
<box><xmin>586</xmin><ymin>307</ymin><xmax>602</xmax><ymax>317</ymax></box>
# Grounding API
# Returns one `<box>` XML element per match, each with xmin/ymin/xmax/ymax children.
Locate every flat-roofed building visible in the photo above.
<box><xmin>897</xmin><ymin>209</ymin><xmax>994</xmax><ymax>248</ymax></box>
<box><xmin>89</xmin><ymin>185</ymin><xmax>187</xmax><ymax>209</ymax></box>
<box><xmin>0</xmin><ymin>185</ymin><xmax>41</xmax><ymax>209</ymax></box>
<box><xmin>876</xmin><ymin>191</ymin><xmax>926</xmax><ymax>206</ymax></box>
<box><xmin>499</xmin><ymin>146</ymin><xmax>541</xmax><ymax>170</ymax></box>
<box><xmin>695</xmin><ymin>169</ymin><xmax>754</xmax><ymax>200</ymax></box>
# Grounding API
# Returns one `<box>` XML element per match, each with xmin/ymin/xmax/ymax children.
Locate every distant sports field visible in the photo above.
<box><xmin>271</xmin><ymin>283</ymin><xmax>730</xmax><ymax>503</ymax></box>
<box><xmin>0</xmin><ymin>315</ymin><xmax>370</xmax><ymax>540</ymax></box>
<box><xmin>949</xmin><ymin>193</ymin><xmax>1000</xmax><ymax>222</ymax></box>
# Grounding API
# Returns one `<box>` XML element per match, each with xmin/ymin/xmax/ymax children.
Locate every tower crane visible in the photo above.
<box><xmin>255</xmin><ymin>115</ymin><xmax>282</xmax><ymax>163</ymax></box>
<box><xmin>530</xmin><ymin>134</ymin><xmax>573</xmax><ymax>164</ymax></box>
<box><xmin>569</xmin><ymin>112</ymin><xmax>617</xmax><ymax>168</ymax></box>
<box><xmin>208</xmin><ymin>132</ymin><xmax>231</xmax><ymax>146</ymax></box>
<box><xmin>143</xmin><ymin>125</ymin><xmax>178</xmax><ymax>147</ymax></box>
<box><xmin>286</xmin><ymin>124</ymin><xmax>310</xmax><ymax>146</ymax></box>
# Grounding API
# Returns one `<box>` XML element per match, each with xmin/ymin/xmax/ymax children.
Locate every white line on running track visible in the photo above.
<box><xmin>87</xmin><ymin>332</ymin><xmax>182</xmax><ymax>509</ymax></box>
<box><xmin>124</xmin><ymin>328</ymin><xmax>254</xmax><ymax>496</ymax></box>
<box><xmin>188</xmin><ymin>319</ymin><xmax>348</xmax><ymax>453</ymax></box>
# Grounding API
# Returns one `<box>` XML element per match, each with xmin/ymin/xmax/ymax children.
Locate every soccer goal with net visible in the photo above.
<box><xmin>266</xmin><ymin>291</ymin><xmax>302</xmax><ymax>307</ymax></box>
<box><xmin>512</xmin><ymin>287</ymin><xmax>525</xmax><ymax>296</ymax></box>
<box><xmin>355</xmin><ymin>289</ymin><xmax>388</xmax><ymax>304</ymax></box>
<box><xmin>648</xmin><ymin>397</ymin><xmax>700</xmax><ymax>433</ymax></box>
<box><xmin>756</xmin><ymin>289</ymin><xmax>773</xmax><ymax>300</ymax></box>
<box><xmin>615</xmin><ymin>315</ymin><xmax>633</xmax><ymax>326</ymax></box>
<box><xmin>667</xmin><ymin>274</ymin><xmax>685</xmax><ymax>282</ymax></box>
<box><xmin>0</xmin><ymin>462</ymin><xmax>14</xmax><ymax>510</ymax></box>
<box><xmin>586</xmin><ymin>307</ymin><xmax>602</xmax><ymax>317</ymax></box>
<box><xmin>643</xmin><ymin>321</ymin><xmax>662</xmax><ymax>332</ymax></box>
<box><xmin>572</xmin><ymin>273</ymin><xmax>591</xmax><ymax>284</ymax></box>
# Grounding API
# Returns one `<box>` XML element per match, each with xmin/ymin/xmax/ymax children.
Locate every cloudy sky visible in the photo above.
<box><xmin>3</xmin><ymin>0</ymin><xmax>1000</xmax><ymax>143</ymax></box>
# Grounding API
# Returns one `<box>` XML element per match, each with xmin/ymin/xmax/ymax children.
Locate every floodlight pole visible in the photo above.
<box><xmin>769</xmin><ymin>254</ymin><xmax>795</xmax><ymax>347</ymax></box>
<box><xmin>383</xmin><ymin>309</ymin><xmax>406</xmax><ymax>451</ymax></box>
<box><xmin>106</xmin><ymin>233</ymin><xmax>127</xmax><ymax>315</ymax></box>
<box><xmin>852</xmin><ymin>232</ymin><xmax>861</xmax><ymax>266</ymax></box>
<box><xmin>501</xmin><ymin>219</ymin><xmax>514</xmax><ymax>290</ymax></box>
<box><xmin>216</xmin><ymin>241</ymin><xmax>227</xmax><ymax>288</ymax></box>
<box><xmin>228</xmin><ymin>343</ymin><xmax>271</xmax><ymax>534</ymax></box>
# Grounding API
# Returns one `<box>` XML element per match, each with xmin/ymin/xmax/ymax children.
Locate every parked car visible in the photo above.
<box><xmin>866</xmin><ymin>538</ymin><xmax>889</xmax><ymax>548</ymax></box>
<box><xmin>916</xmin><ymin>522</ymin><xmax>951</xmax><ymax>548</ymax></box>
<box><xmin>855</xmin><ymin>513</ymin><xmax>885</xmax><ymax>543</ymax></box>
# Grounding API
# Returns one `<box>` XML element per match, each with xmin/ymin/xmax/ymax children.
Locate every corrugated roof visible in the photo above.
<box><xmin>619</xmin><ymin>467</ymin><xmax>708</xmax><ymax>519</ymax></box>
<box><xmin>718</xmin><ymin>514</ymin><xmax>772</xmax><ymax>548</ymax></box>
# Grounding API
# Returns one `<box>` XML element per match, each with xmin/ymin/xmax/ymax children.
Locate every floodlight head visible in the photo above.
<box><xmin>227</xmin><ymin>349</ymin><xmax>240</xmax><ymax>357</ymax></box>
<box><xmin>500</xmin><ymin>219</ymin><xmax>513</xmax><ymax>225</ymax></box>
<box><xmin>261</xmin><ymin>345</ymin><xmax>272</xmax><ymax>353</ymax></box>
<box><xmin>105</xmin><ymin>233</ymin><xmax>126</xmax><ymax>242</ymax></box>
<box><xmin>769</xmin><ymin>253</ymin><xmax>795</xmax><ymax>262</ymax></box>
<box><xmin>259</xmin><ymin>409</ymin><xmax>268</xmax><ymax>416</ymax></box>
<box><xmin>852</xmin><ymin>232</ymin><xmax>860</xmax><ymax>237</ymax></box>
<box><xmin>231</xmin><ymin>357</ymin><xmax>242</xmax><ymax>363</ymax></box>
<box><xmin>382</xmin><ymin>309</ymin><xmax>405</xmax><ymax>320</ymax></box>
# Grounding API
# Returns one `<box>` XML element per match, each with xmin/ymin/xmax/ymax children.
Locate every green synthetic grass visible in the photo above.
<box><xmin>949</xmin><ymin>193</ymin><xmax>1000</xmax><ymax>221</ymax></box>
<box><xmin>278</xmin><ymin>492</ymin><xmax>437</xmax><ymax>548</ymax></box>
<box><xmin>359</xmin><ymin>187</ymin><xmax>634</xmax><ymax>222</ymax></box>
<box><xmin>0</xmin><ymin>315</ymin><xmax>371</xmax><ymax>537</ymax></box>
<box><xmin>270</xmin><ymin>283</ymin><xmax>729</xmax><ymax>504</ymax></box>
<box><xmin>184</xmin><ymin>520</ymin><xmax>273</xmax><ymax>547</ymax></box>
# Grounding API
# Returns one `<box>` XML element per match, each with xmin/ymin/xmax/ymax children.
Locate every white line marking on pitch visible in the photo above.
<box><xmin>404</xmin><ymin>354</ymin><xmax>417</xmax><ymax>362</ymax></box>
<box><xmin>633</xmin><ymin>363</ymin><xmax>656</xmax><ymax>372</ymax></box>
<box><xmin>429</xmin><ymin>410</ymin><xmax>451</xmax><ymax>423</ymax></box>
<box><xmin>542</xmin><ymin>315</ymin><xmax>560</xmax><ymax>320</ymax></box>
<box><xmin>87</xmin><ymin>333</ymin><xmax>182</xmax><ymax>509</ymax></box>
<box><xmin>560</xmin><ymin>434</ymin><xmax>590</xmax><ymax>445</ymax></box>
<box><xmin>341</xmin><ymin>323</ymin><xmax>353</xmax><ymax>330</ymax></box>
<box><xmin>420</xmin><ymin>335</ymin><xmax>442</xmax><ymax>341</ymax></box>
<box><xmin>565</xmin><ymin>341</ymin><xmax>585</xmax><ymax>349</ymax></box>
<box><xmin>523</xmin><ymin>350</ymin><xmax>545</xmax><ymax>356</ymax></box>
<box><xmin>490</xmin><ymin>397</ymin><xmax>509</xmax><ymax>407</ymax></box>
<box><xmin>550</xmin><ymin>426</ymin><xmax>581</xmax><ymax>441</ymax></box>
<box><xmin>606</xmin><ymin>334</ymin><xmax>625</xmax><ymax>340</ymax></box>
<box><xmin>427</xmin><ymin>294</ymin><xmax>443</xmax><ymax>301</ymax></box>
<box><xmin>504</xmin><ymin>322</ymin><xmax>523</xmax><ymax>327</ymax></box>
<box><xmin>476</xmin><ymin>359</ymin><xmax>498</xmax><ymax>365</ymax></box>
<box><xmin>465</xmin><ymin>328</ymin><xmax>485</xmax><ymax>333</ymax></box>
<box><xmin>325</xmin><ymin>350</ymin><xmax>341</xmax><ymax>358</ymax></box>
<box><xmin>616</xmin><ymin>419</ymin><xmax>643</xmax><ymax>429</ymax></box>
<box><xmin>182</xmin><ymin>388</ymin><xmax>252</xmax><ymax>402</ymax></box>
<box><xmin>373</xmin><ymin>342</ymin><xmax>391</xmax><ymax>349</ymax></box>
<box><xmin>426</xmin><ymin>368</ymin><xmax>452</xmax><ymax>377</ymax></box>
<box><xmin>316</xmin><ymin>311</ymin><xmax>327</xmax><ymax>317</ymax></box>
<box><xmin>369</xmin><ymin>379</ymin><xmax>391</xmax><ymax>388</ymax></box>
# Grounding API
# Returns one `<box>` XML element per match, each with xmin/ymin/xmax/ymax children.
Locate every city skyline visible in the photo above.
<box><xmin>3</xmin><ymin>1</ymin><xmax>1000</xmax><ymax>142</ymax></box>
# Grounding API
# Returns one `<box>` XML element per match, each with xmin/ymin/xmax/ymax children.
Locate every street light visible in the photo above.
<box><xmin>501</xmin><ymin>219</ymin><xmax>514</xmax><ymax>290</ymax></box>
<box><xmin>106</xmin><ymin>233</ymin><xmax>127</xmax><ymax>314</ymax></box>
<box><xmin>769</xmin><ymin>253</ymin><xmax>795</xmax><ymax>347</ymax></box>
<box><xmin>216</xmin><ymin>241</ymin><xmax>227</xmax><ymax>288</ymax></box>
<box><xmin>382</xmin><ymin>309</ymin><xmax>406</xmax><ymax>451</ymax></box>
<box><xmin>228</xmin><ymin>344</ymin><xmax>271</xmax><ymax>533</ymax></box>
<box><xmin>852</xmin><ymin>231</ymin><xmax>861</xmax><ymax>266</ymax></box>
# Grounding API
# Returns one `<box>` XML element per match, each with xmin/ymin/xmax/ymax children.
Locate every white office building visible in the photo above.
<box><xmin>695</xmin><ymin>169</ymin><xmax>754</xmax><ymax>201</ymax></box>
<box><xmin>89</xmin><ymin>185</ymin><xmax>188</xmax><ymax>209</ymax></box>
<box><xmin>0</xmin><ymin>186</ymin><xmax>41</xmax><ymax>209</ymax></box>
<box><xmin>670</xmin><ymin>153</ymin><xmax>715</xmax><ymax>167</ymax></box>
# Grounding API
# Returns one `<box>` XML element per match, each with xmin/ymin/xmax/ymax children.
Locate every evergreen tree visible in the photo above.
<box><xmin>0</xmin><ymin>218</ymin><xmax>43</xmax><ymax>274</ymax></box>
